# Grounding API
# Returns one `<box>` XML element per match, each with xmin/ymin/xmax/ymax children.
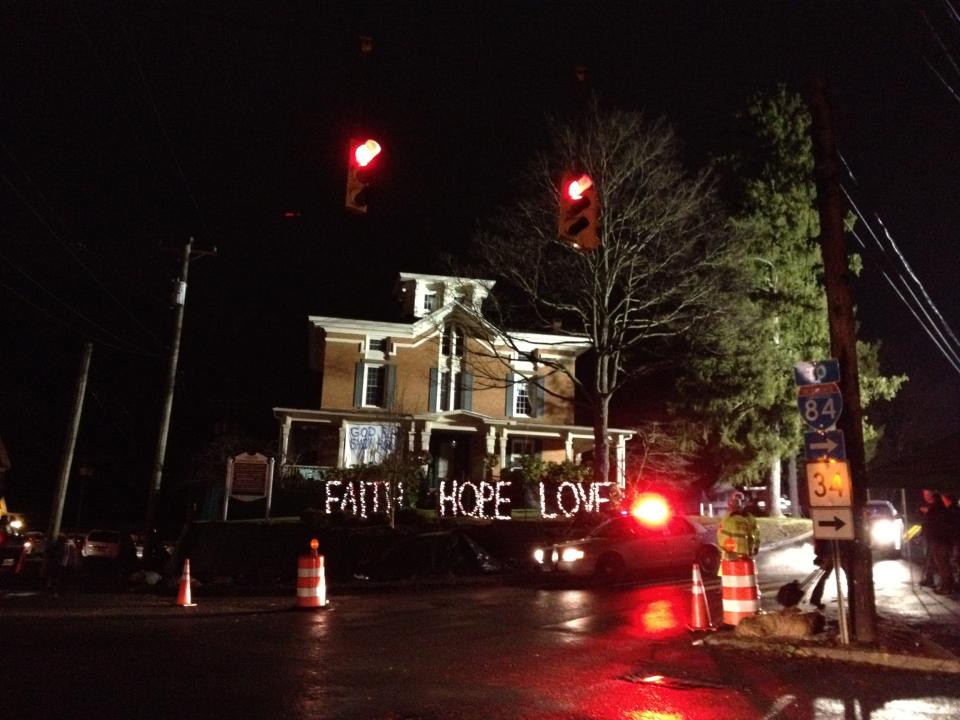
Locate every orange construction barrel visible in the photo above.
<box><xmin>720</xmin><ymin>558</ymin><xmax>759</xmax><ymax>626</ymax></box>
<box><xmin>296</xmin><ymin>553</ymin><xmax>327</xmax><ymax>609</ymax></box>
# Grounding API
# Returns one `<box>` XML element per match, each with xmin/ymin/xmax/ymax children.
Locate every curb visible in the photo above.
<box><xmin>703</xmin><ymin>626</ymin><xmax>960</xmax><ymax>674</ymax></box>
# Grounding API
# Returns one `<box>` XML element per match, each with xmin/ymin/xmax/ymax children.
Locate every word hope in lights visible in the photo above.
<box><xmin>630</xmin><ymin>493</ymin><xmax>671</xmax><ymax>526</ymax></box>
<box><xmin>439</xmin><ymin>480</ymin><xmax>512</xmax><ymax>519</ymax></box>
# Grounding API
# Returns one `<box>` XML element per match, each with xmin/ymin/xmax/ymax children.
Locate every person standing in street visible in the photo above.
<box><xmin>919</xmin><ymin>489</ymin><xmax>943</xmax><ymax>587</ymax></box>
<box><xmin>717</xmin><ymin>491</ymin><xmax>760</xmax><ymax>562</ymax></box>
<box><xmin>808</xmin><ymin>538</ymin><xmax>850</xmax><ymax>610</ymax></box>
<box><xmin>941</xmin><ymin>493</ymin><xmax>960</xmax><ymax>590</ymax></box>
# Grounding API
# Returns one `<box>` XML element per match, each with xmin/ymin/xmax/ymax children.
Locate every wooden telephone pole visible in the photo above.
<box><xmin>144</xmin><ymin>239</ymin><xmax>215</xmax><ymax>550</ymax></box>
<box><xmin>805</xmin><ymin>78</ymin><xmax>877</xmax><ymax>643</ymax></box>
<box><xmin>48</xmin><ymin>341</ymin><xmax>93</xmax><ymax>541</ymax></box>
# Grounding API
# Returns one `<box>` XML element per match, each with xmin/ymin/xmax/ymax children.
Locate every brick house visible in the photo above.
<box><xmin>273</xmin><ymin>272</ymin><xmax>635</xmax><ymax>494</ymax></box>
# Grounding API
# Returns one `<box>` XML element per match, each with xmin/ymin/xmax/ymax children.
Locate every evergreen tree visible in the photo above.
<box><xmin>678</xmin><ymin>87</ymin><xmax>905</xmax><ymax>504</ymax></box>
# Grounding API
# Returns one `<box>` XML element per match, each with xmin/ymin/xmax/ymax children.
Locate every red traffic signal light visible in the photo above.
<box><xmin>346</xmin><ymin>138</ymin><xmax>382</xmax><ymax>213</ymax></box>
<box><xmin>558</xmin><ymin>173</ymin><xmax>599</xmax><ymax>251</ymax></box>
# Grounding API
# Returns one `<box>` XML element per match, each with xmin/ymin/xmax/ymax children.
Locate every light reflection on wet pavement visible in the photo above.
<box><xmin>3</xmin><ymin>559</ymin><xmax>960</xmax><ymax>719</ymax></box>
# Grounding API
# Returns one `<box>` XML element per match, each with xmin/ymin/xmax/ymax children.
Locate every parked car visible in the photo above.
<box><xmin>533</xmin><ymin>513</ymin><xmax>721</xmax><ymax>585</ymax></box>
<box><xmin>865</xmin><ymin>500</ymin><xmax>903</xmax><ymax>558</ymax></box>
<box><xmin>81</xmin><ymin>530</ymin><xmax>130</xmax><ymax>560</ymax></box>
<box><xmin>21</xmin><ymin>531</ymin><xmax>46</xmax><ymax>558</ymax></box>
<box><xmin>0</xmin><ymin>522</ymin><xmax>25</xmax><ymax>572</ymax></box>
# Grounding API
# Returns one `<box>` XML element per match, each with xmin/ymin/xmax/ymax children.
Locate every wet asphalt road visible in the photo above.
<box><xmin>3</xmin><ymin>548</ymin><xmax>960</xmax><ymax>719</ymax></box>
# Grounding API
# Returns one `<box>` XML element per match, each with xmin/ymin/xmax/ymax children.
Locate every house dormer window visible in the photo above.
<box><xmin>423</xmin><ymin>293</ymin><xmax>437</xmax><ymax>312</ymax></box>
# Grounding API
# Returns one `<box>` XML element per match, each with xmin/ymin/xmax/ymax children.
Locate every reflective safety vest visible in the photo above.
<box><xmin>718</xmin><ymin>512</ymin><xmax>760</xmax><ymax>557</ymax></box>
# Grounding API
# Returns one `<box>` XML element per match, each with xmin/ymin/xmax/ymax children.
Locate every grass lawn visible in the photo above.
<box><xmin>692</xmin><ymin>515</ymin><xmax>812</xmax><ymax>546</ymax></box>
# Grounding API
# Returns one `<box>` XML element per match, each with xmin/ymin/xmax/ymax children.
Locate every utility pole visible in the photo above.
<box><xmin>144</xmin><ymin>238</ymin><xmax>214</xmax><ymax>548</ymax></box>
<box><xmin>805</xmin><ymin>78</ymin><xmax>877</xmax><ymax>643</ymax></box>
<box><xmin>48</xmin><ymin>341</ymin><xmax>93</xmax><ymax>540</ymax></box>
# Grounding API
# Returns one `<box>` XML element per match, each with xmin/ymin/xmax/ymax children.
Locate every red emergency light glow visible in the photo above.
<box><xmin>566</xmin><ymin>174</ymin><xmax>593</xmax><ymax>200</ymax></box>
<box><xmin>631</xmin><ymin>493</ymin><xmax>671</xmax><ymax>526</ymax></box>
<box><xmin>354</xmin><ymin>139</ymin><xmax>382</xmax><ymax>167</ymax></box>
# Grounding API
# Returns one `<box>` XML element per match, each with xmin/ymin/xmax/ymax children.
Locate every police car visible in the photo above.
<box><xmin>532</xmin><ymin>495</ymin><xmax>721</xmax><ymax>585</ymax></box>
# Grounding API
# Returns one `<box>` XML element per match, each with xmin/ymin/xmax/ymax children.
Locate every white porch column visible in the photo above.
<box><xmin>278</xmin><ymin>415</ymin><xmax>292</xmax><ymax>468</ymax></box>
<box><xmin>420</xmin><ymin>421</ymin><xmax>433</xmax><ymax>455</ymax></box>
<box><xmin>564</xmin><ymin>432</ymin><xmax>574</xmax><ymax>462</ymax></box>
<box><xmin>485</xmin><ymin>427</ymin><xmax>497</xmax><ymax>455</ymax></box>
<box><xmin>338</xmin><ymin>421</ymin><xmax>347</xmax><ymax>468</ymax></box>
<box><xmin>408</xmin><ymin>422</ymin><xmax>417</xmax><ymax>452</ymax></box>
<box><xmin>499</xmin><ymin>427</ymin><xmax>509</xmax><ymax>470</ymax></box>
<box><xmin>615</xmin><ymin>434</ymin><xmax>627</xmax><ymax>488</ymax></box>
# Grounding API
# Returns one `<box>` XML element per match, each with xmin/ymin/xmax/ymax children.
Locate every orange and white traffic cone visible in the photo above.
<box><xmin>688</xmin><ymin>563</ymin><xmax>713</xmax><ymax>631</ymax></box>
<box><xmin>176</xmin><ymin>558</ymin><xmax>197</xmax><ymax>607</ymax></box>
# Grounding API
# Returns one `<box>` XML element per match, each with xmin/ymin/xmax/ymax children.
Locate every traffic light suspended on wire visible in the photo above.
<box><xmin>558</xmin><ymin>173</ymin><xmax>598</xmax><ymax>251</ymax></box>
<box><xmin>345</xmin><ymin>138</ymin><xmax>382</xmax><ymax>213</ymax></box>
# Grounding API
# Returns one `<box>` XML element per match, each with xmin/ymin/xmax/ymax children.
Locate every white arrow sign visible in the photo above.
<box><xmin>810</xmin><ymin>437</ymin><xmax>839</xmax><ymax>454</ymax></box>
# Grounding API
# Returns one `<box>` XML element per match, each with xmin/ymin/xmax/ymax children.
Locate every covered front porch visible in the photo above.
<box><xmin>273</xmin><ymin>407</ymin><xmax>634</xmax><ymax>488</ymax></box>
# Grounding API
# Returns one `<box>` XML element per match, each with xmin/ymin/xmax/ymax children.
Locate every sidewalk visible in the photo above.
<box><xmin>706</xmin><ymin>555</ymin><xmax>960</xmax><ymax>673</ymax></box>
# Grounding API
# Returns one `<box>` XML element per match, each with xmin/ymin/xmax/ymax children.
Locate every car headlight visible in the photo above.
<box><xmin>533</xmin><ymin>548</ymin><xmax>544</xmax><ymax>564</ymax></box>
<box><xmin>561</xmin><ymin>547</ymin><xmax>585</xmax><ymax>563</ymax></box>
<box><xmin>871</xmin><ymin>519</ymin><xmax>898</xmax><ymax>545</ymax></box>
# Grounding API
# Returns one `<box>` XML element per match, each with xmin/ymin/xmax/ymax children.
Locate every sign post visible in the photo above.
<box><xmin>796</xmin><ymin>358</ymin><xmax>851</xmax><ymax>645</ymax></box>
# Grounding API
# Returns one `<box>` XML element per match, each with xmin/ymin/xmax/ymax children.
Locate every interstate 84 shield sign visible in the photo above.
<box><xmin>796</xmin><ymin>382</ymin><xmax>843</xmax><ymax>431</ymax></box>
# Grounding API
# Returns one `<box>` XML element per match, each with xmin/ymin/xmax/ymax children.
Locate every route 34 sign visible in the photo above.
<box><xmin>797</xmin><ymin>382</ymin><xmax>843</xmax><ymax>431</ymax></box>
<box><xmin>805</xmin><ymin>460</ymin><xmax>852</xmax><ymax>508</ymax></box>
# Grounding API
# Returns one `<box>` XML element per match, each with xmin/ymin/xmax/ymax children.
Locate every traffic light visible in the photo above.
<box><xmin>345</xmin><ymin>138</ymin><xmax>382</xmax><ymax>214</ymax></box>
<box><xmin>558</xmin><ymin>173</ymin><xmax>599</xmax><ymax>251</ymax></box>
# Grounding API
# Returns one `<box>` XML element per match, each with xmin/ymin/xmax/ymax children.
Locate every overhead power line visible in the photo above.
<box><xmin>0</xmin><ymin>163</ymin><xmax>167</xmax><ymax>352</ymax></box>
<box><xmin>113</xmin><ymin>2</ymin><xmax>214</xmax><ymax>244</ymax></box>
<box><xmin>835</xmin><ymin>170</ymin><xmax>960</xmax><ymax>376</ymax></box>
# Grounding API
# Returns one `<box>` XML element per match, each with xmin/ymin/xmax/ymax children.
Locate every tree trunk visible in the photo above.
<box><xmin>768</xmin><ymin>456</ymin><xmax>783</xmax><ymax>518</ymax></box>
<box><xmin>593</xmin><ymin>395</ymin><xmax>611</xmax><ymax>491</ymax></box>
<box><xmin>787</xmin><ymin>454</ymin><xmax>800</xmax><ymax>518</ymax></box>
<box><xmin>593</xmin><ymin>397</ymin><xmax>611</xmax><ymax>484</ymax></box>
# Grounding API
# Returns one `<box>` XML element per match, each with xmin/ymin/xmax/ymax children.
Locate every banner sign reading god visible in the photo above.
<box><xmin>343</xmin><ymin>422</ymin><xmax>399</xmax><ymax>466</ymax></box>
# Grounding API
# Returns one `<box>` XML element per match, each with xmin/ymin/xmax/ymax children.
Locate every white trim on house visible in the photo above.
<box><xmin>310</xmin><ymin>303</ymin><xmax>592</xmax><ymax>359</ymax></box>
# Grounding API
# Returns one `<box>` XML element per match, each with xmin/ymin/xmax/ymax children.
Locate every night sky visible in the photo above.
<box><xmin>2</xmin><ymin>1</ymin><xmax>959</xmax><ymax>528</ymax></box>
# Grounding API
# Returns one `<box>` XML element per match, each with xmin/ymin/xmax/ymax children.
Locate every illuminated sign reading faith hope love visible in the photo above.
<box><xmin>312</xmin><ymin>479</ymin><xmax>614</xmax><ymax>520</ymax></box>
